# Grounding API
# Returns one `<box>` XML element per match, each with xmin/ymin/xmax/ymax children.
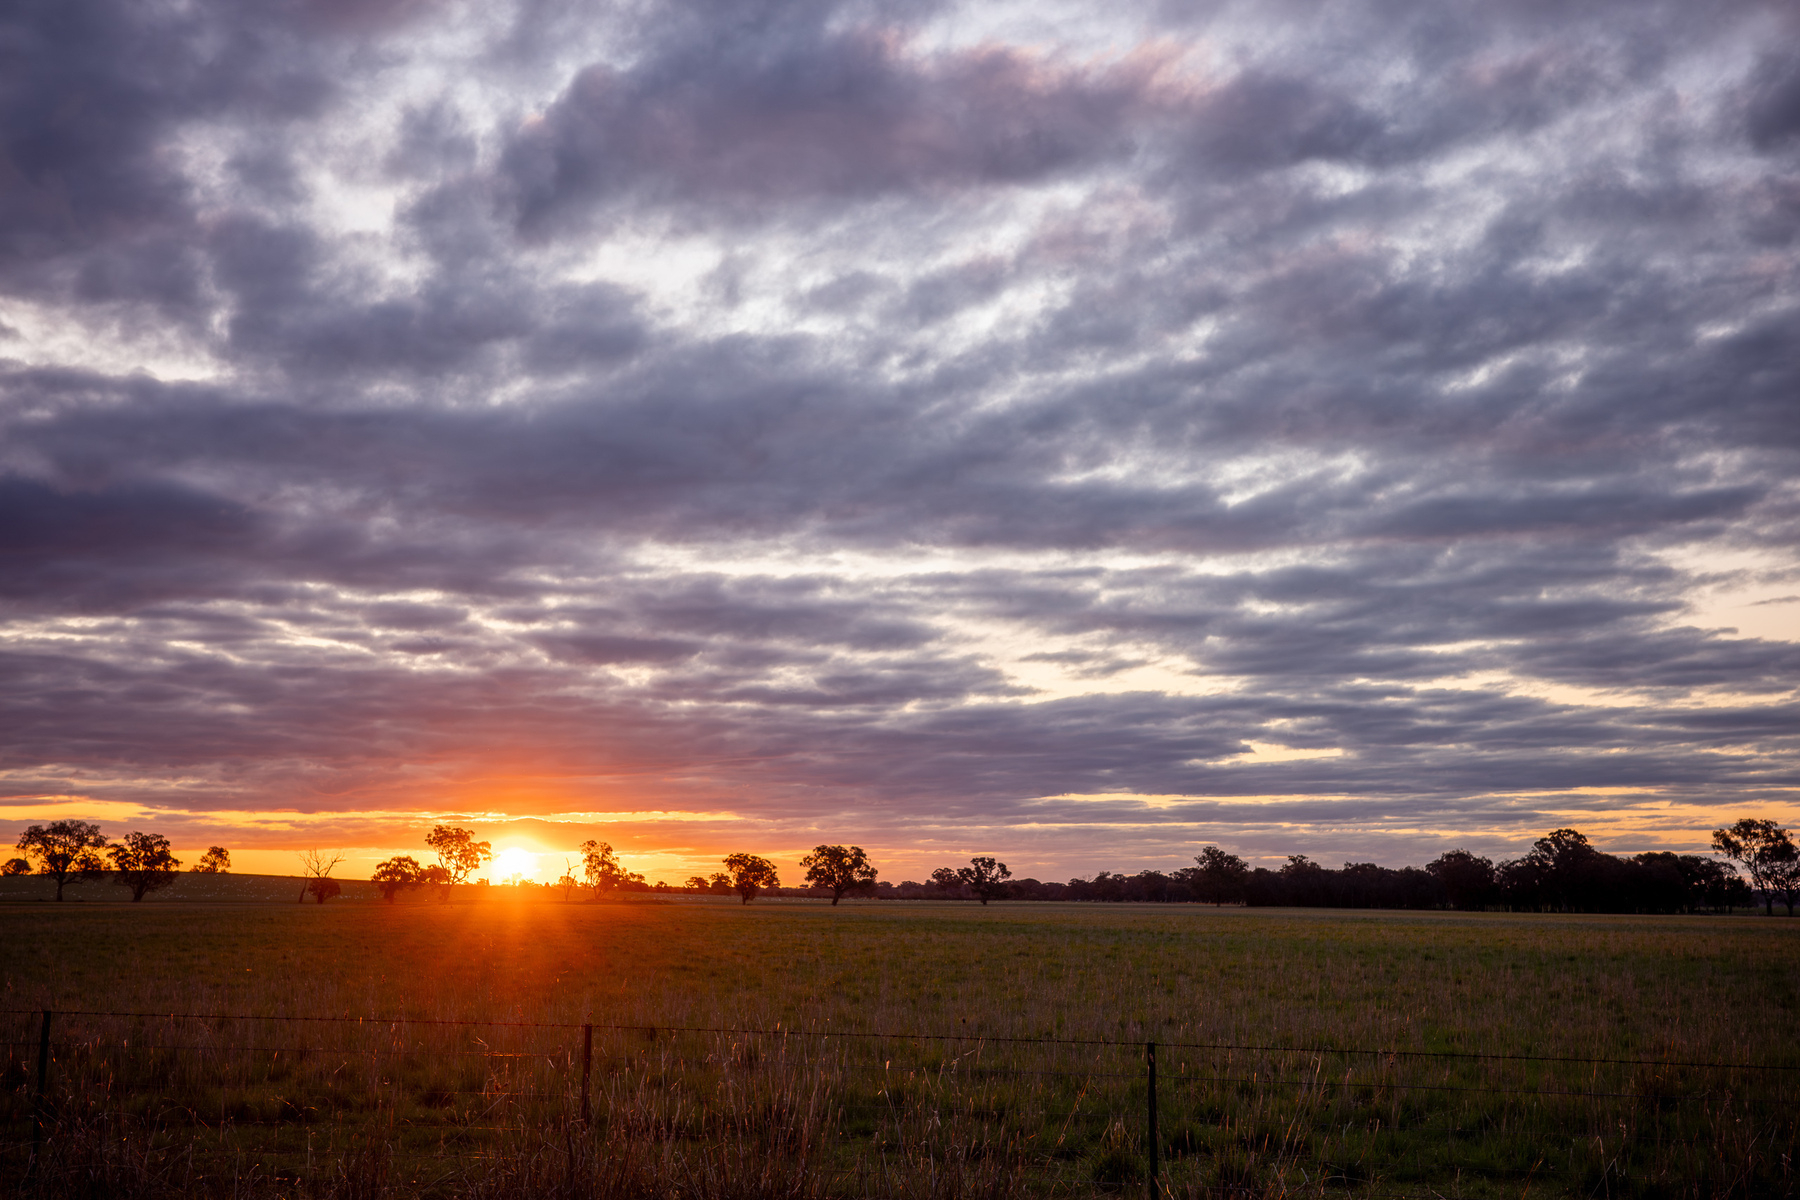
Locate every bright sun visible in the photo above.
<box><xmin>493</xmin><ymin>846</ymin><xmax>538</xmax><ymax>881</ymax></box>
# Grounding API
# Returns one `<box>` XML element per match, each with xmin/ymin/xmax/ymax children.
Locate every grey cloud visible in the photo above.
<box><xmin>1746</xmin><ymin>54</ymin><xmax>1800</xmax><ymax>151</ymax></box>
<box><xmin>498</xmin><ymin>25</ymin><xmax>1166</xmax><ymax>230</ymax></box>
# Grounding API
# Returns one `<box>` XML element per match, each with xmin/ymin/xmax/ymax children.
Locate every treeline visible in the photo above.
<box><xmin>17</xmin><ymin>818</ymin><xmax>1797</xmax><ymax>917</ymax></box>
<box><xmin>892</xmin><ymin>825</ymin><xmax>1791</xmax><ymax>915</ymax></box>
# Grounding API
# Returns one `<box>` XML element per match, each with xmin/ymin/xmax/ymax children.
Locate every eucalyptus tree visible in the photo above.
<box><xmin>723</xmin><ymin>853</ymin><xmax>780</xmax><ymax>904</ymax></box>
<box><xmin>1713</xmin><ymin>819</ymin><xmax>1798</xmax><ymax>916</ymax></box>
<box><xmin>958</xmin><ymin>856</ymin><xmax>1012</xmax><ymax>905</ymax></box>
<box><xmin>15</xmin><ymin>820</ymin><xmax>108</xmax><ymax>900</ymax></box>
<box><xmin>108</xmin><ymin>831</ymin><xmax>181</xmax><ymax>901</ymax></box>
<box><xmin>800</xmin><ymin>844</ymin><xmax>878</xmax><ymax>905</ymax></box>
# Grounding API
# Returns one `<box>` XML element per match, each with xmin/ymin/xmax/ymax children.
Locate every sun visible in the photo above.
<box><xmin>492</xmin><ymin>846</ymin><xmax>538</xmax><ymax>882</ymax></box>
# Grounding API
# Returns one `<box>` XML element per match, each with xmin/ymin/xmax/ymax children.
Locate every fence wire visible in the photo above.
<box><xmin>4</xmin><ymin>1006</ymin><xmax>1795</xmax><ymax>1195</ymax></box>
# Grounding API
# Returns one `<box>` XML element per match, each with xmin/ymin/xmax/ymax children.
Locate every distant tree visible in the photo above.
<box><xmin>684</xmin><ymin>875</ymin><xmax>710</xmax><ymax>892</ymax></box>
<box><xmin>1427</xmin><ymin>849</ymin><xmax>1496</xmax><ymax>911</ymax></box>
<box><xmin>1276</xmin><ymin>855</ymin><xmax>1331</xmax><ymax>906</ymax></box>
<box><xmin>1189</xmin><ymin>846</ymin><xmax>1249</xmax><ymax>905</ymax></box>
<box><xmin>579</xmin><ymin>840</ymin><xmax>644</xmax><ymax>897</ymax></box>
<box><xmin>1538</xmin><ymin>828</ymin><xmax>1610</xmax><ymax>911</ymax></box>
<box><xmin>929</xmin><ymin>867</ymin><xmax>964</xmax><ymax>897</ymax></box>
<box><xmin>723</xmin><ymin>853</ymin><xmax>780</xmax><ymax>904</ymax></box>
<box><xmin>420</xmin><ymin>864</ymin><xmax>452</xmax><ymax>896</ymax></box>
<box><xmin>192</xmin><ymin>846</ymin><xmax>231</xmax><ymax>874</ymax></box>
<box><xmin>3</xmin><ymin>858</ymin><xmax>31</xmax><ymax>876</ymax></box>
<box><xmin>556</xmin><ymin>860</ymin><xmax>581</xmax><ymax>901</ymax></box>
<box><xmin>1713</xmin><ymin>819</ymin><xmax>1799</xmax><ymax>916</ymax></box>
<box><xmin>958</xmin><ymin>856</ymin><xmax>1012</xmax><ymax>905</ymax></box>
<box><xmin>15</xmin><ymin>821</ymin><xmax>108</xmax><ymax>901</ymax></box>
<box><xmin>1693</xmin><ymin>857</ymin><xmax>1754</xmax><ymax>911</ymax></box>
<box><xmin>371</xmin><ymin>855</ymin><xmax>426</xmax><ymax>902</ymax></box>
<box><xmin>108</xmin><ymin>831</ymin><xmax>182</xmax><ymax>902</ymax></box>
<box><xmin>425</xmin><ymin>826</ymin><xmax>492</xmax><ymax>894</ymax></box>
<box><xmin>297</xmin><ymin>848</ymin><xmax>346</xmax><ymax>904</ymax></box>
<box><xmin>307</xmin><ymin>877</ymin><xmax>343</xmax><ymax>904</ymax></box>
<box><xmin>709</xmin><ymin>871</ymin><xmax>734</xmax><ymax>895</ymax></box>
<box><xmin>800</xmin><ymin>844</ymin><xmax>878</xmax><ymax>905</ymax></box>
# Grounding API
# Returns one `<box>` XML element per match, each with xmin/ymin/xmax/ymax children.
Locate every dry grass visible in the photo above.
<box><xmin>1</xmin><ymin>893</ymin><xmax>1796</xmax><ymax>1197</ymax></box>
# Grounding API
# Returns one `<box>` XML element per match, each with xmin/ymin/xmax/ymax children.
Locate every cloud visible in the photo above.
<box><xmin>0</xmin><ymin>0</ymin><xmax>1796</xmax><ymax>874</ymax></box>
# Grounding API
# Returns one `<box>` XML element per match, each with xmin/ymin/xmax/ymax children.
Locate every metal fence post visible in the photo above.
<box><xmin>1146</xmin><ymin>1040</ymin><xmax>1159</xmax><ymax>1189</ymax></box>
<box><xmin>581</xmin><ymin>1023</ymin><xmax>592</xmax><ymax>1125</ymax></box>
<box><xmin>30</xmin><ymin>1009</ymin><xmax>52</xmax><ymax>1173</ymax></box>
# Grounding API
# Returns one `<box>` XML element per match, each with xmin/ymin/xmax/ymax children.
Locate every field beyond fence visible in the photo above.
<box><xmin>2</xmin><ymin>896</ymin><xmax>1796</xmax><ymax>1198</ymax></box>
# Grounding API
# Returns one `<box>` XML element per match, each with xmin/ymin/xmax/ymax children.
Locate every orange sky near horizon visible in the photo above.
<box><xmin>10</xmin><ymin>789</ymin><xmax>1796</xmax><ymax>888</ymax></box>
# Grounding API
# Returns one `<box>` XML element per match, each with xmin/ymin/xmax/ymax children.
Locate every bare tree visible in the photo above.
<box><xmin>297</xmin><ymin>848</ymin><xmax>346</xmax><ymax>904</ymax></box>
<box><xmin>800</xmin><ymin>845</ymin><xmax>878</xmax><ymax>905</ymax></box>
<box><xmin>109</xmin><ymin>831</ymin><xmax>182</xmax><ymax>902</ymax></box>
<box><xmin>193</xmin><ymin>846</ymin><xmax>231</xmax><ymax>873</ymax></box>
<box><xmin>15</xmin><ymin>821</ymin><xmax>108</xmax><ymax>901</ymax></box>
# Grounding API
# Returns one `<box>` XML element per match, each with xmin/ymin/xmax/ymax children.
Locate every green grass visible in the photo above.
<box><xmin>2</xmin><ymin>893</ymin><xmax>1796</xmax><ymax>1198</ymax></box>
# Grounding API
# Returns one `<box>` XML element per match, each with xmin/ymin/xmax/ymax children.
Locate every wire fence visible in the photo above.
<box><xmin>4</xmin><ymin>1006</ymin><xmax>1796</xmax><ymax>1195</ymax></box>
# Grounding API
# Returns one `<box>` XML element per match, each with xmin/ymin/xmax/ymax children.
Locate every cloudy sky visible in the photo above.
<box><xmin>3</xmin><ymin>0</ymin><xmax>1797</xmax><ymax>883</ymax></box>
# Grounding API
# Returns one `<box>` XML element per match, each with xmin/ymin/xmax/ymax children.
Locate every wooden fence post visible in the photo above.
<box><xmin>1146</xmin><ymin>1040</ymin><xmax>1159</xmax><ymax>1190</ymax></box>
<box><xmin>30</xmin><ymin>1009</ymin><xmax>52</xmax><ymax>1174</ymax></box>
<box><xmin>581</xmin><ymin>1023</ymin><xmax>592</xmax><ymax>1125</ymax></box>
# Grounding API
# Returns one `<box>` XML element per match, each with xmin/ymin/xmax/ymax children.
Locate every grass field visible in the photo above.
<box><xmin>2</xmin><ymin>887</ymin><xmax>1796</xmax><ymax>1198</ymax></box>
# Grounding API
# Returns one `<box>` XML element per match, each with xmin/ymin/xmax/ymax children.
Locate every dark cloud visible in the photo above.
<box><xmin>1746</xmin><ymin>53</ymin><xmax>1800</xmax><ymax>151</ymax></box>
<box><xmin>498</xmin><ymin>26</ymin><xmax>1173</xmax><ymax>230</ymax></box>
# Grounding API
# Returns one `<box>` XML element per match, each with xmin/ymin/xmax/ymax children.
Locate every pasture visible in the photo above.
<box><xmin>1</xmin><ymin>889</ymin><xmax>1795</xmax><ymax>1198</ymax></box>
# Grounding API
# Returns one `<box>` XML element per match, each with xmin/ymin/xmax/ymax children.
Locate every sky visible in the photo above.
<box><xmin>2</xmin><ymin>0</ymin><xmax>1798</xmax><ymax>885</ymax></box>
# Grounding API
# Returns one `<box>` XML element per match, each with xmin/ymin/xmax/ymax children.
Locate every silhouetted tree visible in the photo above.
<box><xmin>800</xmin><ymin>844</ymin><xmax>878</xmax><ymax>905</ymax></box>
<box><xmin>193</xmin><ymin>846</ymin><xmax>230</xmax><ymax>873</ymax></box>
<box><xmin>579</xmin><ymin>840</ymin><xmax>644</xmax><ymax>897</ymax></box>
<box><xmin>307</xmin><ymin>877</ymin><xmax>342</xmax><ymax>904</ymax></box>
<box><xmin>708</xmin><ymin>871</ymin><xmax>733</xmax><ymax>895</ymax></box>
<box><xmin>958</xmin><ymin>856</ymin><xmax>1011</xmax><ymax>904</ymax></box>
<box><xmin>928</xmin><ymin>867</ymin><xmax>964</xmax><ymax>897</ymax></box>
<box><xmin>683</xmin><ymin>875</ymin><xmax>710</xmax><ymax>892</ymax></box>
<box><xmin>1526</xmin><ymin>828</ymin><xmax>1606</xmax><ymax>912</ymax></box>
<box><xmin>723</xmin><ymin>853</ymin><xmax>779</xmax><ymax>904</ymax></box>
<box><xmin>15</xmin><ymin>821</ymin><xmax>108</xmax><ymax>901</ymax></box>
<box><xmin>108</xmin><ymin>831</ymin><xmax>181</xmax><ymax>902</ymax></box>
<box><xmin>1713</xmin><ymin>819</ymin><xmax>1798</xmax><ymax>916</ymax></box>
<box><xmin>425</xmin><ymin>826</ymin><xmax>491</xmax><ymax>895</ymax></box>
<box><xmin>1428</xmin><ymin>849</ymin><xmax>1496</xmax><ymax>910</ymax></box>
<box><xmin>297</xmin><ymin>849</ymin><xmax>346</xmax><ymax>904</ymax></box>
<box><xmin>372</xmin><ymin>855</ymin><xmax>426</xmax><ymax>902</ymax></box>
<box><xmin>1277</xmin><ymin>855</ymin><xmax>1330</xmax><ymax>906</ymax></box>
<box><xmin>3</xmin><ymin>858</ymin><xmax>31</xmax><ymax>876</ymax></box>
<box><xmin>1188</xmin><ymin>846</ymin><xmax>1249</xmax><ymax>905</ymax></box>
